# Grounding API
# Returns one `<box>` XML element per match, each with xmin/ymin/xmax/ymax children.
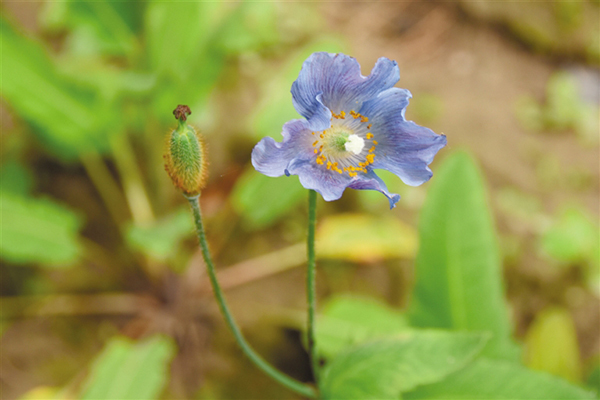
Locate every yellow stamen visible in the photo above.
<box><xmin>366</xmin><ymin>133</ymin><xmax>373</xmax><ymax>139</ymax></box>
<box><xmin>367</xmin><ymin>124</ymin><xmax>372</xmax><ymax>129</ymax></box>
<box><xmin>368</xmin><ymin>146</ymin><xmax>375</xmax><ymax>153</ymax></box>
<box><xmin>361</xmin><ymin>116</ymin><xmax>368</xmax><ymax>123</ymax></box>
<box><xmin>312</xmin><ymin>140</ymin><xmax>319</xmax><ymax>147</ymax></box>
<box><xmin>372</xmin><ymin>140</ymin><xmax>378</xmax><ymax>145</ymax></box>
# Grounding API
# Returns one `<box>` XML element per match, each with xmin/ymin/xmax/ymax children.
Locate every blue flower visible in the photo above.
<box><xmin>252</xmin><ymin>52</ymin><xmax>447</xmax><ymax>208</ymax></box>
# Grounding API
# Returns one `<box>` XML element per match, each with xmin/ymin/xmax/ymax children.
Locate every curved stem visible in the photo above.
<box><xmin>186</xmin><ymin>195</ymin><xmax>317</xmax><ymax>399</ymax></box>
<box><xmin>307</xmin><ymin>189</ymin><xmax>319</xmax><ymax>385</ymax></box>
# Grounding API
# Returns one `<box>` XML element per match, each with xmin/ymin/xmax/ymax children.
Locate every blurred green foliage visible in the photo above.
<box><xmin>125</xmin><ymin>208</ymin><xmax>193</xmax><ymax>264</ymax></box>
<box><xmin>516</xmin><ymin>72</ymin><xmax>599</xmax><ymax>145</ymax></box>
<box><xmin>79</xmin><ymin>335</ymin><xmax>176</xmax><ymax>399</ymax></box>
<box><xmin>316</xmin><ymin>213</ymin><xmax>417</xmax><ymax>262</ymax></box>
<box><xmin>525</xmin><ymin>307</ymin><xmax>582</xmax><ymax>383</ymax></box>
<box><xmin>1</xmin><ymin>192</ymin><xmax>82</xmax><ymax>266</ymax></box>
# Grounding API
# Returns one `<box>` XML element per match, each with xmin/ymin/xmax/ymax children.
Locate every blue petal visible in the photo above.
<box><xmin>360</xmin><ymin>88</ymin><xmax>447</xmax><ymax>186</ymax></box>
<box><xmin>251</xmin><ymin>119</ymin><xmax>314</xmax><ymax>177</ymax></box>
<box><xmin>349</xmin><ymin>170</ymin><xmax>401</xmax><ymax>209</ymax></box>
<box><xmin>291</xmin><ymin>53</ymin><xmax>399</xmax><ymax>120</ymax></box>
<box><xmin>285</xmin><ymin>157</ymin><xmax>353</xmax><ymax>201</ymax></box>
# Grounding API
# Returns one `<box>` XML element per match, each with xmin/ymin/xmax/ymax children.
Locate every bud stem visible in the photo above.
<box><xmin>186</xmin><ymin>195</ymin><xmax>317</xmax><ymax>399</ymax></box>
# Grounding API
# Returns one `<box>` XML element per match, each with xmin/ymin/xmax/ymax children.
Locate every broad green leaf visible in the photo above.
<box><xmin>525</xmin><ymin>307</ymin><xmax>582</xmax><ymax>383</ymax></box>
<box><xmin>1</xmin><ymin>192</ymin><xmax>82</xmax><ymax>266</ymax></box>
<box><xmin>316</xmin><ymin>213</ymin><xmax>417</xmax><ymax>262</ymax></box>
<box><xmin>80</xmin><ymin>335</ymin><xmax>176</xmax><ymax>400</ymax></box>
<box><xmin>321</xmin><ymin>331</ymin><xmax>489</xmax><ymax>400</ymax></box>
<box><xmin>0</xmin><ymin>17</ymin><xmax>106</xmax><ymax>159</ymax></box>
<box><xmin>230</xmin><ymin>168</ymin><xmax>305</xmax><ymax>229</ymax></box>
<box><xmin>316</xmin><ymin>295</ymin><xmax>408</xmax><ymax>359</ymax></box>
<box><xmin>126</xmin><ymin>208</ymin><xmax>193</xmax><ymax>263</ymax></box>
<box><xmin>407</xmin><ymin>151</ymin><xmax>519</xmax><ymax>361</ymax></box>
<box><xmin>404</xmin><ymin>358</ymin><xmax>595</xmax><ymax>399</ymax></box>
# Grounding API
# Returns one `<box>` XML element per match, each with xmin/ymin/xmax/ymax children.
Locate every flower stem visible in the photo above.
<box><xmin>307</xmin><ymin>189</ymin><xmax>320</xmax><ymax>385</ymax></box>
<box><xmin>186</xmin><ymin>195</ymin><xmax>317</xmax><ymax>399</ymax></box>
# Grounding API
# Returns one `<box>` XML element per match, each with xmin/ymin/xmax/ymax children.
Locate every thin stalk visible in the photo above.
<box><xmin>186</xmin><ymin>195</ymin><xmax>317</xmax><ymax>399</ymax></box>
<box><xmin>79</xmin><ymin>151</ymin><xmax>128</xmax><ymax>225</ymax></box>
<box><xmin>109</xmin><ymin>133</ymin><xmax>155</xmax><ymax>224</ymax></box>
<box><xmin>306</xmin><ymin>189</ymin><xmax>319</xmax><ymax>385</ymax></box>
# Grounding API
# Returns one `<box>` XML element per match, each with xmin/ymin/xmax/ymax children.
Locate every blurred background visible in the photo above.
<box><xmin>1</xmin><ymin>1</ymin><xmax>598</xmax><ymax>399</ymax></box>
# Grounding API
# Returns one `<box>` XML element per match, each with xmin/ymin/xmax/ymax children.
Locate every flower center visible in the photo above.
<box><xmin>344</xmin><ymin>134</ymin><xmax>364</xmax><ymax>154</ymax></box>
<box><xmin>311</xmin><ymin>110</ymin><xmax>378</xmax><ymax>177</ymax></box>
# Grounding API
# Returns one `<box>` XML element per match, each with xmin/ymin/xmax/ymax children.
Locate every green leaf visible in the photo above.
<box><xmin>316</xmin><ymin>213</ymin><xmax>417</xmax><ymax>262</ymax></box>
<box><xmin>316</xmin><ymin>296</ymin><xmax>408</xmax><ymax>359</ymax></box>
<box><xmin>0</xmin><ymin>17</ymin><xmax>106</xmax><ymax>159</ymax></box>
<box><xmin>321</xmin><ymin>331</ymin><xmax>489</xmax><ymax>400</ymax></box>
<box><xmin>126</xmin><ymin>208</ymin><xmax>193</xmax><ymax>263</ymax></box>
<box><xmin>1</xmin><ymin>192</ymin><xmax>82</xmax><ymax>266</ymax></box>
<box><xmin>230</xmin><ymin>168</ymin><xmax>305</xmax><ymax>229</ymax></box>
<box><xmin>404</xmin><ymin>358</ymin><xmax>595</xmax><ymax>399</ymax></box>
<box><xmin>525</xmin><ymin>307</ymin><xmax>582</xmax><ymax>383</ymax></box>
<box><xmin>407</xmin><ymin>151</ymin><xmax>519</xmax><ymax>361</ymax></box>
<box><xmin>80</xmin><ymin>335</ymin><xmax>176</xmax><ymax>400</ymax></box>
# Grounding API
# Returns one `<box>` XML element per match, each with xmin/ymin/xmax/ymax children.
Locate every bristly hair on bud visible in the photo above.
<box><xmin>164</xmin><ymin>105</ymin><xmax>208</xmax><ymax>197</ymax></box>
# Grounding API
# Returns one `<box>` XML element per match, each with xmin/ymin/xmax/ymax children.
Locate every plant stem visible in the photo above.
<box><xmin>79</xmin><ymin>151</ymin><xmax>128</xmax><ymax>225</ymax></box>
<box><xmin>186</xmin><ymin>195</ymin><xmax>317</xmax><ymax>399</ymax></box>
<box><xmin>307</xmin><ymin>189</ymin><xmax>319</xmax><ymax>385</ymax></box>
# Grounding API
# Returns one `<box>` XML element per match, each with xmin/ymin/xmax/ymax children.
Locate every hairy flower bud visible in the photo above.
<box><xmin>164</xmin><ymin>105</ymin><xmax>208</xmax><ymax>197</ymax></box>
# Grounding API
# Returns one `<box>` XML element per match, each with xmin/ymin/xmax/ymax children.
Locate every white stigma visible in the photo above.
<box><xmin>344</xmin><ymin>134</ymin><xmax>365</xmax><ymax>155</ymax></box>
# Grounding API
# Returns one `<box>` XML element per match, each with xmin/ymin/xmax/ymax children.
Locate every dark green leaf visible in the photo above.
<box><xmin>321</xmin><ymin>331</ymin><xmax>489</xmax><ymax>400</ymax></box>
<box><xmin>404</xmin><ymin>358</ymin><xmax>595</xmax><ymax>399</ymax></box>
<box><xmin>80</xmin><ymin>335</ymin><xmax>176</xmax><ymax>400</ymax></box>
<box><xmin>407</xmin><ymin>151</ymin><xmax>519</xmax><ymax>361</ymax></box>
